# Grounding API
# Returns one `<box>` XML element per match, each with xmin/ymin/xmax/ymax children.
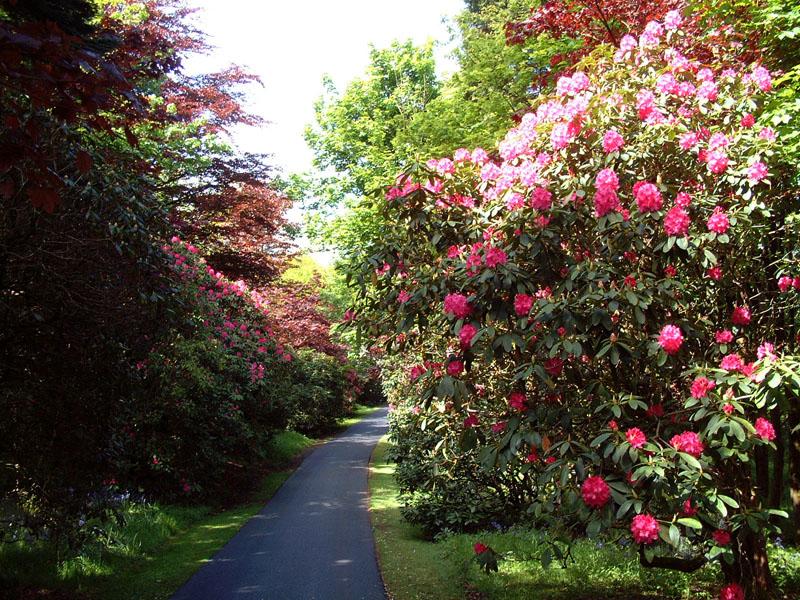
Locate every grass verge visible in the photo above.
<box><xmin>369</xmin><ymin>437</ymin><xmax>800</xmax><ymax>600</ymax></box>
<box><xmin>1</xmin><ymin>406</ymin><xmax>381</xmax><ymax>600</ymax></box>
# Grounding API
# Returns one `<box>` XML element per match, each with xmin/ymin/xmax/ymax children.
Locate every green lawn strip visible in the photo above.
<box><xmin>336</xmin><ymin>403</ymin><xmax>381</xmax><ymax>430</ymax></box>
<box><xmin>368</xmin><ymin>435</ymin><xmax>469</xmax><ymax>600</ymax></box>
<box><xmin>370</xmin><ymin>439</ymin><xmax>800</xmax><ymax>600</ymax></box>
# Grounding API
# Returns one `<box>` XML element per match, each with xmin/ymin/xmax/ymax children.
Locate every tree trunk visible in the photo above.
<box><xmin>788</xmin><ymin>402</ymin><xmax>800</xmax><ymax>543</ymax></box>
<box><xmin>721</xmin><ymin>530</ymin><xmax>773</xmax><ymax>600</ymax></box>
<box><xmin>755</xmin><ymin>445</ymin><xmax>769</xmax><ymax>500</ymax></box>
<box><xmin>769</xmin><ymin>407</ymin><xmax>785</xmax><ymax>509</ymax></box>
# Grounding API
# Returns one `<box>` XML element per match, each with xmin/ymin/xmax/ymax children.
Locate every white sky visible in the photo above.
<box><xmin>185</xmin><ymin>0</ymin><xmax>464</xmax><ymax>176</ymax></box>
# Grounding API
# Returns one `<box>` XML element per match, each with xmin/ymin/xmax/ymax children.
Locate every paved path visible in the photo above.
<box><xmin>172</xmin><ymin>407</ymin><xmax>389</xmax><ymax>600</ymax></box>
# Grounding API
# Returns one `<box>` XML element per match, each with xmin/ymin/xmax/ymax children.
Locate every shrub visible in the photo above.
<box><xmin>347</xmin><ymin>11</ymin><xmax>799</xmax><ymax>597</ymax></box>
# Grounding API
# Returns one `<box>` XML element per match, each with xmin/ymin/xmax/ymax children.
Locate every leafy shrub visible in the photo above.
<box><xmin>348</xmin><ymin>11</ymin><xmax>799</xmax><ymax>597</ymax></box>
<box><xmin>285</xmin><ymin>349</ymin><xmax>351</xmax><ymax>435</ymax></box>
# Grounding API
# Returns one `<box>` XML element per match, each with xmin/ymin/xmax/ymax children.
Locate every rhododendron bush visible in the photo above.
<box><xmin>347</xmin><ymin>14</ymin><xmax>799</xmax><ymax>597</ymax></box>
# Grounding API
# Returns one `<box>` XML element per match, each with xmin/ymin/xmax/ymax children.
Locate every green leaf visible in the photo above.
<box><xmin>678</xmin><ymin>517</ymin><xmax>702</xmax><ymax>530</ymax></box>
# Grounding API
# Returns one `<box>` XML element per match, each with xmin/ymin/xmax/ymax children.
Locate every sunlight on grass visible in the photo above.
<box><xmin>370</xmin><ymin>438</ymin><xmax>800</xmax><ymax>600</ymax></box>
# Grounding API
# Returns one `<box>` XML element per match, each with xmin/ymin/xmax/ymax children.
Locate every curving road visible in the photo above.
<box><xmin>172</xmin><ymin>407</ymin><xmax>389</xmax><ymax>600</ymax></box>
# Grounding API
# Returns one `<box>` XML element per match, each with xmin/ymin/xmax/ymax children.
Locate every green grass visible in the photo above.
<box><xmin>369</xmin><ymin>437</ymin><xmax>800</xmax><ymax>600</ymax></box>
<box><xmin>337</xmin><ymin>403</ymin><xmax>381</xmax><ymax>430</ymax></box>
<box><xmin>0</xmin><ymin>429</ymin><xmax>321</xmax><ymax>600</ymax></box>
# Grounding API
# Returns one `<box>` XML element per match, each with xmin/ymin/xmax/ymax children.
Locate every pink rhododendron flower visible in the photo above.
<box><xmin>670</xmin><ymin>431</ymin><xmax>704</xmax><ymax>457</ymax></box>
<box><xmin>706</xmin><ymin>150</ymin><xmax>729</xmax><ymax>174</ymax></box>
<box><xmin>444</xmin><ymin>293</ymin><xmax>472</xmax><ymax>319</ymax></box>
<box><xmin>723</xmin><ymin>403</ymin><xmax>735</xmax><ymax>415</ymax></box>
<box><xmin>679</xmin><ymin>132</ymin><xmax>699</xmax><ymax>150</ymax></box>
<box><xmin>741</xmin><ymin>113</ymin><xmax>755</xmax><ymax>127</ymax></box>
<box><xmin>453</xmin><ymin>148</ymin><xmax>470</xmax><ymax>162</ymax></box>
<box><xmin>696</xmin><ymin>80</ymin><xmax>718</xmax><ymax>102</ymax></box>
<box><xmin>707</xmin><ymin>207</ymin><xmax>730</xmax><ymax>233</ymax></box>
<box><xmin>721</xmin><ymin>353</ymin><xmax>745</xmax><ymax>372</ymax></box>
<box><xmin>634</xmin><ymin>181</ymin><xmax>663</xmax><ymax>212</ymax></box>
<box><xmin>603</xmin><ymin>129</ymin><xmax>625</xmax><ymax>153</ymax></box>
<box><xmin>626</xmin><ymin>428</ymin><xmax>647</xmax><ymax>449</ymax></box>
<box><xmin>754</xmin><ymin>417</ymin><xmax>776</xmax><ymax>441</ymax></box>
<box><xmin>550</xmin><ymin>122</ymin><xmax>572</xmax><ymax>150</ymax></box>
<box><xmin>397</xmin><ymin>290</ymin><xmax>411</xmax><ymax>303</ymax></box>
<box><xmin>508</xmin><ymin>391</ymin><xmax>527</xmax><ymax>411</ymax></box>
<box><xmin>747</xmin><ymin>161</ymin><xmax>768</xmax><ymax>183</ymax></box>
<box><xmin>731</xmin><ymin>306</ymin><xmax>751</xmax><ymax>326</ymax></box>
<box><xmin>409</xmin><ymin>365</ymin><xmax>425</xmax><ymax>381</ymax></box>
<box><xmin>757</xmin><ymin>342</ymin><xmax>776</xmax><ymax>361</ymax></box>
<box><xmin>779</xmin><ymin>275</ymin><xmax>793</xmax><ymax>292</ymax></box>
<box><xmin>658</xmin><ymin>324</ymin><xmax>684</xmax><ymax>354</ymax></box>
<box><xmin>471</xmin><ymin>147</ymin><xmax>489</xmax><ymax>165</ymax></box>
<box><xmin>675</xmin><ymin>192</ymin><xmax>691</xmax><ymax>208</ymax></box>
<box><xmin>664</xmin><ymin>206</ymin><xmax>690</xmax><ymax>236</ymax></box>
<box><xmin>484</xmin><ymin>246</ymin><xmax>508</xmax><ymax>268</ymax></box>
<box><xmin>713</xmin><ymin>530</ymin><xmax>732</xmax><ymax>546</ymax></box>
<box><xmin>715</xmin><ymin>330</ymin><xmax>734</xmax><ymax>344</ymax></box>
<box><xmin>514</xmin><ymin>294</ymin><xmax>534</xmax><ymax>316</ymax></box>
<box><xmin>480</xmin><ymin>162</ymin><xmax>500</xmax><ymax>181</ymax></box>
<box><xmin>459</xmin><ymin>323</ymin><xmax>478</xmax><ymax>347</ymax></box>
<box><xmin>530</xmin><ymin>187</ymin><xmax>553</xmax><ymax>210</ymax></box>
<box><xmin>720</xmin><ymin>583</ymin><xmax>745</xmax><ymax>600</ymax></box>
<box><xmin>750</xmin><ymin>65</ymin><xmax>772</xmax><ymax>92</ymax></box>
<box><xmin>595</xmin><ymin>168</ymin><xmax>619</xmax><ymax>190</ymax></box>
<box><xmin>691</xmin><ymin>376</ymin><xmax>716</xmax><ymax>399</ymax></box>
<box><xmin>581</xmin><ymin>476</ymin><xmax>611</xmax><ymax>508</ymax></box>
<box><xmin>631</xmin><ymin>514</ymin><xmax>660</xmax><ymax>544</ymax></box>
<box><xmin>759</xmin><ymin>126</ymin><xmax>776</xmax><ymax>142</ymax></box>
<box><xmin>594</xmin><ymin>187</ymin><xmax>620</xmax><ymax>216</ymax></box>
<box><xmin>664</xmin><ymin>10</ymin><xmax>683</xmax><ymax>30</ymax></box>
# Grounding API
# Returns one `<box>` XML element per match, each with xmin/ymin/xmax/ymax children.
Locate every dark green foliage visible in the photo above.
<box><xmin>285</xmin><ymin>349</ymin><xmax>351</xmax><ymax>435</ymax></box>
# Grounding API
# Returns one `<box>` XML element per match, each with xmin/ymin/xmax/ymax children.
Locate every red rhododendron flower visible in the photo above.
<box><xmin>447</xmin><ymin>360</ymin><xmax>464</xmax><ymax>376</ymax></box>
<box><xmin>682</xmin><ymin>498</ymin><xmax>698</xmax><ymax>516</ymax></box>
<box><xmin>754</xmin><ymin>417</ymin><xmax>776</xmax><ymax>441</ymax></box>
<box><xmin>713</xmin><ymin>529</ymin><xmax>732</xmax><ymax>546</ymax></box>
<box><xmin>719</xmin><ymin>583</ymin><xmax>744</xmax><ymax>600</ymax></box>
<box><xmin>634</xmin><ymin>181</ymin><xmax>663</xmax><ymax>212</ymax></box>
<box><xmin>463</xmin><ymin>414</ymin><xmax>479</xmax><ymax>428</ymax></box>
<box><xmin>664</xmin><ymin>264</ymin><xmax>677</xmax><ymax>278</ymax></box>
<box><xmin>731</xmin><ymin>306</ymin><xmax>751</xmax><ymax>326</ymax></box>
<box><xmin>722</xmin><ymin>403</ymin><xmax>735</xmax><ymax>415</ymax></box>
<box><xmin>778</xmin><ymin>275</ymin><xmax>793</xmax><ymax>292</ymax></box>
<box><xmin>492</xmin><ymin>421</ymin><xmax>507</xmax><ymax>434</ymax></box>
<box><xmin>508</xmin><ymin>391</ymin><xmax>527</xmax><ymax>411</ymax></box>
<box><xmin>741</xmin><ymin>113</ymin><xmax>755</xmax><ymax>127</ymax></box>
<box><xmin>690</xmin><ymin>376</ymin><xmax>716</xmax><ymax>399</ymax></box>
<box><xmin>581</xmin><ymin>475</ymin><xmax>611</xmax><ymax>509</ymax></box>
<box><xmin>608</xmin><ymin>420</ymin><xmax>619</xmax><ymax>431</ymax></box>
<box><xmin>544</xmin><ymin>357</ymin><xmax>564</xmax><ymax>377</ymax></box>
<box><xmin>707</xmin><ymin>266</ymin><xmax>722</xmax><ymax>280</ymax></box>
<box><xmin>658</xmin><ymin>324</ymin><xmax>683</xmax><ymax>354</ymax></box>
<box><xmin>514</xmin><ymin>294</ymin><xmax>534</xmax><ymax>316</ymax></box>
<box><xmin>631</xmin><ymin>513</ymin><xmax>660</xmax><ymax>544</ymax></box>
<box><xmin>474</xmin><ymin>542</ymin><xmax>488</xmax><ymax>554</ymax></box>
<box><xmin>670</xmin><ymin>431</ymin><xmax>704</xmax><ymax>457</ymax></box>
<box><xmin>526</xmin><ymin>448</ymin><xmax>538</xmax><ymax>462</ymax></box>
<box><xmin>707</xmin><ymin>207</ymin><xmax>730</xmax><ymax>233</ymax></box>
<box><xmin>626</xmin><ymin>428</ymin><xmax>647</xmax><ymax>448</ymax></box>
<box><xmin>664</xmin><ymin>206</ymin><xmax>690</xmax><ymax>236</ymax></box>
<box><xmin>646</xmin><ymin>404</ymin><xmax>664</xmax><ymax>418</ymax></box>
<box><xmin>459</xmin><ymin>323</ymin><xmax>478</xmax><ymax>347</ymax></box>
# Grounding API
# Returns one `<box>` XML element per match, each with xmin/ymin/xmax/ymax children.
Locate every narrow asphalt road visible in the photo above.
<box><xmin>172</xmin><ymin>407</ymin><xmax>389</xmax><ymax>600</ymax></box>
